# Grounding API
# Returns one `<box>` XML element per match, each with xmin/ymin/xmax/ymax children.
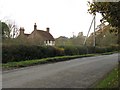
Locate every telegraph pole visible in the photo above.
<box><xmin>83</xmin><ymin>14</ymin><xmax>96</xmax><ymax>53</ymax></box>
<box><xmin>93</xmin><ymin>14</ymin><xmax>96</xmax><ymax>53</ymax></box>
<box><xmin>93</xmin><ymin>14</ymin><xmax>96</xmax><ymax>47</ymax></box>
<box><xmin>83</xmin><ymin>16</ymin><xmax>95</xmax><ymax>54</ymax></box>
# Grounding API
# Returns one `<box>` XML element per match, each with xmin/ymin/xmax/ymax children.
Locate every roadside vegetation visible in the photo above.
<box><xmin>95</xmin><ymin>65</ymin><xmax>119</xmax><ymax>88</ymax></box>
<box><xmin>1</xmin><ymin>1</ymin><xmax>120</xmax><ymax>88</ymax></box>
<box><xmin>2</xmin><ymin>51</ymin><xmax>117</xmax><ymax>70</ymax></box>
<box><xmin>2</xmin><ymin>45</ymin><xmax>118</xmax><ymax>63</ymax></box>
<box><xmin>2</xmin><ymin>54</ymin><xmax>96</xmax><ymax>70</ymax></box>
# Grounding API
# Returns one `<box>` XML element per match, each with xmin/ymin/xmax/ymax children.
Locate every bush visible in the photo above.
<box><xmin>2</xmin><ymin>45</ymin><xmax>118</xmax><ymax>63</ymax></box>
<box><xmin>2</xmin><ymin>45</ymin><xmax>64</xmax><ymax>63</ymax></box>
<box><xmin>95</xmin><ymin>47</ymin><xmax>107</xmax><ymax>53</ymax></box>
<box><xmin>63</xmin><ymin>46</ymin><xmax>87</xmax><ymax>55</ymax></box>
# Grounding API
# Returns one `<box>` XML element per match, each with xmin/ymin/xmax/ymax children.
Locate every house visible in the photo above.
<box><xmin>17</xmin><ymin>23</ymin><xmax>55</xmax><ymax>46</ymax></box>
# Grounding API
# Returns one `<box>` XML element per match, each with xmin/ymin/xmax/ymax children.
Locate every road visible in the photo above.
<box><xmin>2</xmin><ymin>53</ymin><xmax>118</xmax><ymax>88</ymax></box>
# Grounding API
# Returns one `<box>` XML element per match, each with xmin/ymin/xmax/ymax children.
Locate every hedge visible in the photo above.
<box><xmin>2</xmin><ymin>45</ymin><xmax>64</xmax><ymax>63</ymax></box>
<box><xmin>2</xmin><ymin>45</ymin><xmax>118</xmax><ymax>63</ymax></box>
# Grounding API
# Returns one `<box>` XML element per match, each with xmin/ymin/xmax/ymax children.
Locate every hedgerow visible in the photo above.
<box><xmin>2</xmin><ymin>45</ymin><xmax>118</xmax><ymax>63</ymax></box>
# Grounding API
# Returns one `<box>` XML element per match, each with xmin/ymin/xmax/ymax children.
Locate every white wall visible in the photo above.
<box><xmin>44</xmin><ymin>40</ymin><xmax>55</xmax><ymax>46</ymax></box>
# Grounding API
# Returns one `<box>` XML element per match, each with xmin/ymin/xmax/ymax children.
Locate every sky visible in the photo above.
<box><xmin>0</xmin><ymin>0</ymin><xmax>102</xmax><ymax>38</ymax></box>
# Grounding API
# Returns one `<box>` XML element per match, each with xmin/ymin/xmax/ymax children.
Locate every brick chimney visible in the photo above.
<box><xmin>34</xmin><ymin>23</ymin><xmax>37</xmax><ymax>30</ymax></box>
<box><xmin>46</xmin><ymin>27</ymin><xmax>50</xmax><ymax>33</ymax></box>
<box><xmin>19</xmin><ymin>27</ymin><xmax>24</xmax><ymax>35</ymax></box>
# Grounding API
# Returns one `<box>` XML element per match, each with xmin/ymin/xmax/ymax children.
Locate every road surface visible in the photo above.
<box><xmin>2</xmin><ymin>53</ymin><xmax>118</xmax><ymax>88</ymax></box>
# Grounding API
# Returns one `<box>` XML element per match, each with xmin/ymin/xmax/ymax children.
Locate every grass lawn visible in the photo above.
<box><xmin>95</xmin><ymin>65</ymin><xmax>119</xmax><ymax>88</ymax></box>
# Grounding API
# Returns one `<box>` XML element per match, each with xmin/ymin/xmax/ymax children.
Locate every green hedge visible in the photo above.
<box><xmin>60</xmin><ymin>46</ymin><xmax>87</xmax><ymax>55</ymax></box>
<box><xmin>2</xmin><ymin>45</ymin><xmax>118</xmax><ymax>63</ymax></box>
<box><xmin>2</xmin><ymin>45</ymin><xmax>64</xmax><ymax>63</ymax></box>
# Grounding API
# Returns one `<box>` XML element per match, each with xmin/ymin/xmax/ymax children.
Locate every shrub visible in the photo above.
<box><xmin>2</xmin><ymin>45</ymin><xmax>118</xmax><ymax>63</ymax></box>
<box><xmin>2</xmin><ymin>45</ymin><xmax>67</xmax><ymax>63</ymax></box>
<box><xmin>95</xmin><ymin>47</ymin><xmax>107</xmax><ymax>53</ymax></box>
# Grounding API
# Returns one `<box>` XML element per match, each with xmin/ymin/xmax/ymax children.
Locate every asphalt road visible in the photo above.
<box><xmin>2</xmin><ymin>53</ymin><xmax>118</xmax><ymax>88</ymax></box>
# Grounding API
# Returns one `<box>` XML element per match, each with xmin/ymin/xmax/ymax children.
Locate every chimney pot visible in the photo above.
<box><xmin>46</xmin><ymin>27</ymin><xmax>50</xmax><ymax>33</ymax></box>
<box><xmin>19</xmin><ymin>27</ymin><xmax>25</xmax><ymax>34</ymax></box>
<box><xmin>34</xmin><ymin>23</ymin><xmax>37</xmax><ymax>30</ymax></box>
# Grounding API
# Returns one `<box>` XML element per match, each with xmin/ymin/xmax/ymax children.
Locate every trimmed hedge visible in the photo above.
<box><xmin>2</xmin><ymin>45</ymin><xmax>64</xmax><ymax>63</ymax></box>
<box><xmin>2</xmin><ymin>45</ymin><xmax>118</xmax><ymax>63</ymax></box>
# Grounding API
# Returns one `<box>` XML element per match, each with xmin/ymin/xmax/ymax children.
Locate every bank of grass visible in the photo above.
<box><xmin>2</xmin><ymin>51</ymin><xmax>117</xmax><ymax>70</ymax></box>
<box><xmin>2</xmin><ymin>54</ymin><xmax>96</xmax><ymax>70</ymax></box>
<box><xmin>95</xmin><ymin>65</ymin><xmax>119</xmax><ymax>88</ymax></box>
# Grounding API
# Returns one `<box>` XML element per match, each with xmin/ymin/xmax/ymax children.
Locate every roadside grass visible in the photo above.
<box><xmin>2</xmin><ymin>51</ymin><xmax>117</xmax><ymax>70</ymax></box>
<box><xmin>100</xmin><ymin>51</ymin><xmax>117</xmax><ymax>55</ymax></box>
<box><xmin>2</xmin><ymin>54</ymin><xmax>96</xmax><ymax>70</ymax></box>
<box><xmin>95</xmin><ymin>65</ymin><xmax>119</xmax><ymax>88</ymax></box>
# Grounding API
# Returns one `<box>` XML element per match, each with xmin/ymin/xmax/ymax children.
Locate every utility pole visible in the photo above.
<box><xmin>83</xmin><ymin>16</ymin><xmax>95</xmax><ymax>54</ymax></box>
<box><xmin>83</xmin><ymin>14</ymin><xmax>96</xmax><ymax>54</ymax></box>
<box><xmin>83</xmin><ymin>16</ymin><xmax>95</xmax><ymax>46</ymax></box>
<box><xmin>93</xmin><ymin>14</ymin><xmax>96</xmax><ymax>47</ymax></box>
<box><xmin>93</xmin><ymin>14</ymin><xmax>96</xmax><ymax>53</ymax></box>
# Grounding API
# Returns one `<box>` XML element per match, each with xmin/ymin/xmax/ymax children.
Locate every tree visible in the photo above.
<box><xmin>88</xmin><ymin>1</ymin><xmax>120</xmax><ymax>28</ymax></box>
<box><xmin>1</xmin><ymin>21</ymin><xmax>10</xmax><ymax>39</ymax></box>
<box><xmin>86</xmin><ymin>24</ymin><xmax>118</xmax><ymax>47</ymax></box>
<box><xmin>88</xmin><ymin>1</ymin><xmax>120</xmax><ymax>44</ymax></box>
<box><xmin>5</xmin><ymin>20</ymin><xmax>19</xmax><ymax>38</ymax></box>
<box><xmin>1</xmin><ymin>20</ymin><xmax>19</xmax><ymax>39</ymax></box>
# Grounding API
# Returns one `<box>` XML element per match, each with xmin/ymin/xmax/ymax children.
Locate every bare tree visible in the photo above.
<box><xmin>5</xmin><ymin>20</ymin><xmax>19</xmax><ymax>38</ymax></box>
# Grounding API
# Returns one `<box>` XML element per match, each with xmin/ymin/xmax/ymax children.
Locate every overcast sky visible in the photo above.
<box><xmin>0</xmin><ymin>0</ymin><xmax>102</xmax><ymax>38</ymax></box>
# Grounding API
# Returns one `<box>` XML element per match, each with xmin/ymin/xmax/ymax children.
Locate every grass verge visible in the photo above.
<box><xmin>2</xmin><ymin>54</ymin><xmax>96</xmax><ymax>70</ymax></box>
<box><xmin>2</xmin><ymin>51</ymin><xmax>117</xmax><ymax>70</ymax></box>
<box><xmin>95</xmin><ymin>65</ymin><xmax>119</xmax><ymax>88</ymax></box>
